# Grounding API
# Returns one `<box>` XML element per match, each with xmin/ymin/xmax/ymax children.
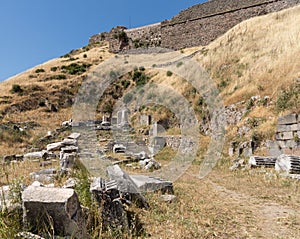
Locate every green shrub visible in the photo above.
<box><xmin>61</xmin><ymin>63</ymin><xmax>91</xmax><ymax>75</ymax></box>
<box><xmin>176</xmin><ymin>62</ymin><xmax>183</xmax><ymax>68</ymax></box>
<box><xmin>123</xmin><ymin>93</ymin><xmax>133</xmax><ymax>104</ymax></box>
<box><xmin>139</xmin><ymin>66</ymin><xmax>145</xmax><ymax>71</ymax></box>
<box><xmin>50</xmin><ymin>66</ymin><xmax>58</xmax><ymax>72</ymax></box>
<box><xmin>43</xmin><ymin>74</ymin><xmax>67</xmax><ymax>81</ymax></box>
<box><xmin>132</xmin><ymin>70</ymin><xmax>149</xmax><ymax>87</ymax></box>
<box><xmin>166</xmin><ymin>71</ymin><xmax>173</xmax><ymax>77</ymax></box>
<box><xmin>38</xmin><ymin>100</ymin><xmax>46</xmax><ymax>107</ymax></box>
<box><xmin>121</xmin><ymin>80</ymin><xmax>130</xmax><ymax>89</ymax></box>
<box><xmin>10</xmin><ymin>84</ymin><xmax>23</xmax><ymax>94</ymax></box>
<box><xmin>35</xmin><ymin>68</ymin><xmax>45</xmax><ymax>73</ymax></box>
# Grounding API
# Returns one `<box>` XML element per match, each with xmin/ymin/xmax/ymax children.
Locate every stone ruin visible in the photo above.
<box><xmin>89</xmin><ymin>0</ymin><xmax>300</xmax><ymax>52</ymax></box>
<box><xmin>1</xmin><ymin>118</ymin><xmax>175</xmax><ymax>238</ymax></box>
<box><xmin>230</xmin><ymin>114</ymin><xmax>300</xmax><ymax>179</ymax></box>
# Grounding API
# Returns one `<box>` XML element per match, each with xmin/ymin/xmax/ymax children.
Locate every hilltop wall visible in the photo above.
<box><xmin>89</xmin><ymin>0</ymin><xmax>300</xmax><ymax>52</ymax></box>
<box><xmin>160</xmin><ymin>0</ymin><xmax>300</xmax><ymax>50</ymax></box>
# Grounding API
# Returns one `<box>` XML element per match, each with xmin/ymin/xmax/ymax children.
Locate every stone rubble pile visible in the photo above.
<box><xmin>1</xmin><ymin>119</ymin><xmax>175</xmax><ymax>238</ymax></box>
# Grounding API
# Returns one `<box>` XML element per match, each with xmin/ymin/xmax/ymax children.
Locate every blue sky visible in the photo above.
<box><xmin>0</xmin><ymin>0</ymin><xmax>205</xmax><ymax>82</ymax></box>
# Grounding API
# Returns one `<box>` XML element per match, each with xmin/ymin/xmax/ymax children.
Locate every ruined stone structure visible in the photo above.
<box><xmin>275</xmin><ymin>114</ymin><xmax>300</xmax><ymax>154</ymax></box>
<box><xmin>89</xmin><ymin>0</ymin><xmax>300</xmax><ymax>52</ymax></box>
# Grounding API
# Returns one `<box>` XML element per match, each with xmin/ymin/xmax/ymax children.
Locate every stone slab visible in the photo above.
<box><xmin>275</xmin><ymin>131</ymin><xmax>294</xmax><ymax>140</ymax></box>
<box><xmin>129</xmin><ymin>175</ymin><xmax>173</xmax><ymax>193</ymax></box>
<box><xmin>278</xmin><ymin>114</ymin><xmax>297</xmax><ymax>125</ymax></box>
<box><xmin>47</xmin><ymin>142</ymin><xmax>64</xmax><ymax>151</ymax></box>
<box><xmin>67</xmin><ymin>132</ymin><xmax>81</xmax><ymax>140</ymax></box>
<box><xmin>62</xmin><ymin>138</ymin><xmax>77</xmax><ymax>146</ymax></box>
<box><xmin>24</xmin><ymin>151</ymin><xmax>47</xmax><ymax>160</ymax></box>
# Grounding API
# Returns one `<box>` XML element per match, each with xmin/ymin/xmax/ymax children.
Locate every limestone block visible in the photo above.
<box><xmin>285</xmin><ymin>140</ymin><xmax>298</xmax><ymax>148</ymax></box>
<box><xmin>61</xmin><ymin>146</ymin><xmax>78</xmax><ymax>153</ymax></box>
<box><xmin>62</xmin><ymin>138</ymin><xmax>77</xmax><ymax>146</ymax></box>
<box><xmin>278</xmin><ymin>114</ymin><xmax>297</xmax><ymax>125</ymax></box>
<box><xmin>275</xmin><ymin>131</ymin><xmax>294</xmax><ymax>140</ymax></box>
<box><xmin>46</xmin><ymin>142</ymin><xmax>64</xmax><ymax>151</ymax></box>
<box><xmin>277</xmin><ymin>124</ymin><xmax>291</xmax><ymax>132</ymax></box>
<box><xmin>290</xmin><ymin>123</ymin><xmax>300</xmax><ymax>131</ymax></box>
<box><xmin>22</xmin><ymin>186</ymin><xmax>88</xmax><ymax>238</ymax></box>
<box><xmin>129</xmin><ymin>175</ymin><xmax>173</xmax><ymax>193</ymax></box>
<box><xmin>67</xmin><ymin>132</ymin><xmax>81</xmax><ymax>140</ymax></box>
<box><xmin>24</xmin><ymin>151</ymin><xmax>47</xmax><ymax>160</ymax></box>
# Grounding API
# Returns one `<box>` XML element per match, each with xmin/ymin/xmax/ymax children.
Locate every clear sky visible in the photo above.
<box><xmin>0</xmin><ymin>0</ymin><xmax>206</xmax><ymax>82</ymax></box>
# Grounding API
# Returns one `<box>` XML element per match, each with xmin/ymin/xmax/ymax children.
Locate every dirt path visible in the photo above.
<box><xmin>208</xmin><ymin>180</ymin><xmax>300</xmax><ymax>238</ymax></box>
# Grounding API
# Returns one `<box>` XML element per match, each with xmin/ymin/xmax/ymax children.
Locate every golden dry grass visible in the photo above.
<box><xmin>195</xmin><ymin>5</ymin><xmax>300</xmax><ymax>106</ymax></box>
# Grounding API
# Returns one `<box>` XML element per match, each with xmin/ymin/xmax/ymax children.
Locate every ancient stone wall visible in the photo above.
<box><xmin>160</xmin><ymin>0</ymin><xmax>300</xmax><ymax>50</ymax></box>
<box><xmin>275</xmin><ymin>114</ymin><xmax>300</xmax><ymax>154</ymax></box>
<box><xmin>89</xmin><ymin>0</ymin><xmax>300</xmax><ymax>52</ymax></box>
<box><xmin>125</xmin><ymin>23</ymin><xmax>161</xmax><ymax>43</ymax></box>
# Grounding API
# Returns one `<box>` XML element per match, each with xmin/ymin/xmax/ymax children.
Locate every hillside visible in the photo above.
<box><xmin>0</xmin><ymin>5</ymin><xmax>300</xmax><ymax>239</ymax></box>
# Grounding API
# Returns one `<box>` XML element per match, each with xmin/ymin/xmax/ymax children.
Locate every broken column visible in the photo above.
<box><xmin>275</xmin><ymin>154</ymin><xmax>300</xmax><ymax>174</ymax></box>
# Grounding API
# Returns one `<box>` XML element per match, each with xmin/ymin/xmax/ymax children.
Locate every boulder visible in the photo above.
<box><xmin>29</xmin><ymin>169</ymin><xmax>57</xmax><ymax>183</ymax></box>
<box><xmin>22</xmin><ymin>186</ymin><xmax>88</xmax><ymax>238</ymax></box>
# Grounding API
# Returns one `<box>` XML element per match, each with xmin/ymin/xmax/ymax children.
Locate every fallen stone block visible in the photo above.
<box><xmin>67</xmin><ymin>132</ymin><xmax>81</xmax><ymax>140</ymax></box>
<box><xmin>90</xmin><ymin>177</ymin><xmax>129</xmax><ymax>231</ymax></box>
<box><xmin>144</xmin><ymin>159</ymin><xmax>161</xmax><ymax>170</ymax></box>
<box><xmin>24</xmin><ymin>151</ymin><xmax>48</xmax><ymax>160</ymax></box>
<box><xmin>22</xmin><ymin>186</ymin><xmax>88</xmax><ymax>238</ymax></box>
<box><xmin>62</xmin><ymin>138</ymin><xmax>77</xmax><ymax>146</ymax></box>
<box><xmin>29</xmin><ymin>169</ymin><xmax>57</xmax><ymax>183</ymax></box>
<box><xmin>107</xmin><ymin>165</ymin><xmax>149</xmax><ymax>208</ymax></box>
<box><xmin>46</xmin><ymin>142</ymin><xmax>64</xmax><ymax>152</ymax></box>
<box><xmin>129</xmin><ymin>175</ymin><xmax>173</xmax><ymax>193</ymax></box>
